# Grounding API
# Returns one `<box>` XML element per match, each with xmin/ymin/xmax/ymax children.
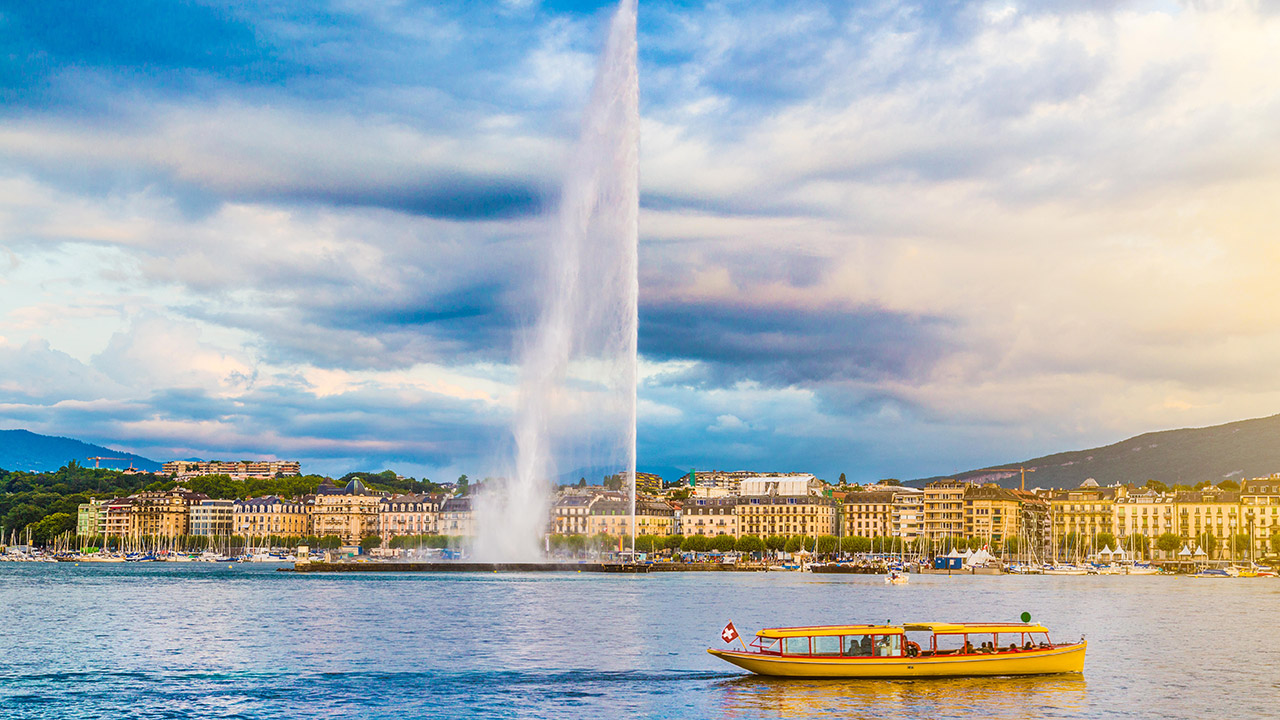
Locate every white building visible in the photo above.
<box><xmin>189</xmin><ymin>499</ymin><xmax>236</xmax><ymax>536</ymax></box>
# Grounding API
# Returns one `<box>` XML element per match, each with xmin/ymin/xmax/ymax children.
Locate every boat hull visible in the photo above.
<box><xmin>708</xmin><ymin>642</ymin><xmax>1086</xmax><ymax>678</ymax></box>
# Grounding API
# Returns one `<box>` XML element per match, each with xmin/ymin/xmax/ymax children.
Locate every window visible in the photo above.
<box><xmin>876</xmin><ymin>635</ymin><xmax>902</xmax><ymax>656</ymax></box>
<box><xmin>812</xmin><ymin>636</ymin><xmax>841</xmax><ymax>656</ymax></box>
<box><xmin>843</xmin><ymin>635</ymin><xmax>874</xmax><ymax>656</ymax></box>
<box><xmin>783</xmin><ymin>637</ymin><xmax>810</xmax><ymax>655</ymax></box>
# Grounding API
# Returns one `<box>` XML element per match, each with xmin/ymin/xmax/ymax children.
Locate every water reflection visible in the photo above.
<box><xmin>714</xmin><ymin>675</ymin><xmax>1087</xmax><ymax>719</ymax></box>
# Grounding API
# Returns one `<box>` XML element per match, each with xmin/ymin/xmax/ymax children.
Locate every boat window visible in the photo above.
<box><xmin>783</xmin><ymin>637</ymin><xmax>810</xmax><ymax>655</ymax></box>
<box><xmin>756</xmin><ymin>637</ymin><xmax>781</xmax><ymax>654</ymax></box>
<box><xmin>843</xmin><ymin>635</ymin><xmax>874</xmax><ymax>656</ymax></box>
<box><xmin>875</xmin><ymin>635</ymin><xmax>901</xmax><ymax>657</ymax></box>
<box><xmin>811</xmin><ymin>635</ymin><xmax>841</xmax><ymax>656</ymax></box>
<box><xmin>934</xmin><ymin>634</ymin><xmax>966</xmax><ymax>654</ymax></box>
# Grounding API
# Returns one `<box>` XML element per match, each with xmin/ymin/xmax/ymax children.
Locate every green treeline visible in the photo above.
<box><xmin>0</xmin><ymin>463</ymin><xmax>441</xmax><ymax>544</ymax></box>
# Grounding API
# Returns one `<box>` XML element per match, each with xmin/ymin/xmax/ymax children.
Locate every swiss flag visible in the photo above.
<box><xmin>721</xmin><ymin>621</ymin><xmax>739</xmax><ymax>644</ymax></box>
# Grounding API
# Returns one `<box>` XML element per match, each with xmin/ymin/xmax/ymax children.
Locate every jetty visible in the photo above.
<box><xmin>284</xmin><ymin>561</ymin><xmax>651</xmax><ymax>573</ymax></box>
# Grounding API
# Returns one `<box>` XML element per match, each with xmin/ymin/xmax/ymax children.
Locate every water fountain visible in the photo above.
<box><xmin>473</xmin><ymin>0</ymin><xmax>639</xmax><ymax>562</ymax></box>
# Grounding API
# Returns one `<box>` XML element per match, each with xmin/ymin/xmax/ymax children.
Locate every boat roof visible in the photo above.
<box><xmin>755</xmin><ymin>622</ymin><xmax>1050</xmax><ymax>638</ymax></box>
<box><xmin>902</xmin><ymin>622</ymin><xmax>1049</xmax><ymax>634</ymax></box>
<box><xmin>757</xmin><ymin>624</ymin><xmax>902</xmax><ymax>638</ymax></box>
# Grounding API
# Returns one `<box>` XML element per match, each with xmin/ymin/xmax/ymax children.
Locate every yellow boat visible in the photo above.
<box><xmin>708</xmin><ymin>622</ymin><xmax>1085</xmax><ymax>678</ymax></box>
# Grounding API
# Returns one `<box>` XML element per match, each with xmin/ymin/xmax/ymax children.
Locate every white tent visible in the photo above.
<box><xmin>1112</xmin><ymin>546</ymin><xmax>1128</xmax><ymax>560</ymax></box>
<box><xmin>1193</xmin><ymin>545</ymin><xmax>1207</xmax><ymax>557</ymax></box>
<box><xmin>1098</xmin><ymin>545</ymin><xmax>1115</xmax><ymax>557</ymax></box>
<box><xmin>961</xmin><ymin>549</ymin><xmax>974</xmax><ymax>560</ymax></box>
<box><xmin>967</xmin><ymin>548</ymin><xmax>995</xmax><ymax>567</ymax></box>
<box><xmin>1177</xmin><ymin>545</ymin><xmax>1192</xmax><ymax>557</ymax></box>
<box><xmin>946</xmin><ymin>547</ymin><xmax>963</xmax><ymax>558</ymax></box>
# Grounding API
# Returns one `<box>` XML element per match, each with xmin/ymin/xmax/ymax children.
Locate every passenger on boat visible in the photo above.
<box><xmin>1024</xmin><ymin>641</ymin><xmax>1034</xmax><ymax>650</ymax></box>
<box><xmin>1008</xmin><ymin>643</ymin><xmax>1019</xmax><ymax>652</ymax></box>
<box><xmin>859</xmin><ymin>636</ymin><xmax>873</xmax><ymax>656</ymax></box>
<box><xmin>963</xmin><ymin>640</ymin><xmax>974</xmax><ymax>654</ymax></box>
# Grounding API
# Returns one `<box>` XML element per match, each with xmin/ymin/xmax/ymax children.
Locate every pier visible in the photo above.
<box><xmin>284</xmin><ymin>561</ymin><xmax>652</xmax><ymax>573</ymax></box>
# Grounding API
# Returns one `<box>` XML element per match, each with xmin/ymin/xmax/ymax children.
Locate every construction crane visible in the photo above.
<box><xmin>986</xmin><ymin>466</ymin><xmax>1036</xmax><ymax>492</ymax></box>
<box><xmin>87</xmin><ymin>456</ymin><xmax>127</xmax><ymax>469</ymax></box>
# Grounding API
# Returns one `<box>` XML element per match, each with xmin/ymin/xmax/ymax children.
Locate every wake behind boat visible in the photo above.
<box><xmin>709</xmin><ymin>621</ymin><xmax>1085</xmax><ymax>678</ymax></box>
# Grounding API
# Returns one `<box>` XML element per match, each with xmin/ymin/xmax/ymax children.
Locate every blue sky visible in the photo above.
<box><xmin>2</xmin><ymin>0</ymin><xmax>1279</xmax><ymax>482</ymax></box>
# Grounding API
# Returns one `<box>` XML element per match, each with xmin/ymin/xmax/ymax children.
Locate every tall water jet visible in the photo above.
<box><xmin>473</xmin><ymin>0</ymin><xmax>639</xmax><ymax>561</ymax></box>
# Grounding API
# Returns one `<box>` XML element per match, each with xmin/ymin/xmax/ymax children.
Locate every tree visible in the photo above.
<box><xmin>1003</xmin><ymin>537</ymin><xmax>1020</xmax><ymax>555</ymax></box>
<box><xmin>814</xmin><ymin>535</ymin><xmax>838</xmax><ymax>556</ymax></box>
<box><xmin>1218</xmin><ymin>479</ymin><xmax>1240</xmax><ymax>491</ymax></box>
<box><xmin>1271</xmin><ymin>532</ymin><xmax>1280</xmax><ymax>555</ymax></box>
<box><xmin>1143</xmin><ymin>479</ymin><xmax>1169</xmax><ymax>494</ymax></box>
<box><xmin>736</xmin><ymin>535</ymin><xmax>765</xmax><ymax>554</ymax></box>
<box><xmin>1094</xmin><ymin>532</ymin><xmax>1117</xmax><ymax>551</ymax></box>
<box><xmin>28</xmin><ymin>512</ymin><xmax>73</xmax><ymax>545</ymax></box>
<box><xmin>360</xmin><ymin>534</ymin><xmax>382</xmax><ymax>551</ymax></box>
<box><xmin>591</xmin><ymin>532</ymin><xmax>614</xmax><ymax>552</ymax></box>
<box><xmin>838</xmin><ymin>473</ymin><xmax>847</xmax><ymax>485</ymax></box>
<box><xmin>634</xmin><ymin>534</ymin><xmax>658</xmax><ymax>553</ymax></box>
<box><xmin>681</xmin><ymin>534</ymin><xmax>708</xmax><ymax>552</ymax></box>
<box><xmin>661</xmin><ymin>534</ymin><xmax>683</xmax><ymax>551</ymax></box>
<box><xmin>1156</xmin><ymin>532</ymin><xmax>1182</xmax><ymax>557</ymax></box>
<box><xmin>841</xmin><ymin>535</ymin><xmax>870</xmax><ymax>554</ymax></box>
<box><xmin>880</xmin><ymin>478</ymin><xmax>902</xmax><ymax>486</ymax></box>
<box><xmin>577</xmin><ymin>478</ymin><xmax>587</xmax><ymax>489</ymax></box>
<box><xmin>317</xmin><ymin>535</ymin><xmax>343</xmax><ymax>549</ymax></box>
<box><xmin>1231</xmin><ymin>533</ymin><xmax>1250</xmax><ymax>555</ymax></box>
<box><xmin>784</xmin><ymin>535</ymin><xmax>814</xmax><ymax>553</ymax></box>
<box><xmin>709</xmin><ymin>534</ymin><xmax>735</xmax><ymax>552</ymax></box>
<box><xmin>765</xmin><ymin>535</ymin><xmax>787</xmax><ymax>553</ymax></box>
<box><xmin>456</xmin><ymin>475</ymin><xmax>469</xmax><ymax>496</ymax></box>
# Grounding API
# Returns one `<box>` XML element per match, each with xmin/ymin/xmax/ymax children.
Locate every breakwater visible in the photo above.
<box><xmin>286</xmin><ymin>562</ymin><xmax>651</xmax><ymax>573</ymax></box>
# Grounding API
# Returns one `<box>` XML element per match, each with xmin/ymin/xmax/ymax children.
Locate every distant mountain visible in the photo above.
<box><xmin>912</xmin><ymin>413</ymin><xmax>1280</xmax><ymax>490</ymax></box>
<box><xmin>0</xmin><ymin>429</ymin><xmax>162</xmax><ymax>473</ymax></box>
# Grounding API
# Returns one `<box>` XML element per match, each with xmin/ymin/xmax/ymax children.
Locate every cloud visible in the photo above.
<box><xmin>2</xmin><ymin>0</ymin><xmax>1280</xmax><ymax>483</ymax></box>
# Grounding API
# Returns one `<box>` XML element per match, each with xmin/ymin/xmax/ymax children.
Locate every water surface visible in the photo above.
<box><xmin>1</xmin><ymin>564</ymin><xmax>1276</xmax><ymax>718</ymax></box>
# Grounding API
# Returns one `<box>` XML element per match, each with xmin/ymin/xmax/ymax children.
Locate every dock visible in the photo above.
<box><xmin>284</xmin><ymin>561</ymin><xmax>651</xmax><ymax>573</ymax></box>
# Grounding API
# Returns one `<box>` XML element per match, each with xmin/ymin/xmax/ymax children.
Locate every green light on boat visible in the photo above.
<box><xmin>1020</xmin><ymin>612</ymin><xmax>1031</xmax><ymax>622</ymax></box>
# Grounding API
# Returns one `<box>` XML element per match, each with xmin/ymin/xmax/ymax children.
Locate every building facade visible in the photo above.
<box><xmin>190</xmin><ymin>499</ymin><xmax>236</xmax><ymax>537</ymax></box>
<box><xmin>438</xmin><ymin>496</ymin><xmax>473</xmax><ymax>537</ymax></box>
<box><xmin>235</xmin><ymin>496</ymin><xmax>310</xmax><ymax>538</ymax></box>
<box><xmin>130</xmin><ymin>488</ymin><xmax>208</xmax><ymax>537</ymax></box>
<box><xmin>378</xmin><ymin>494</ymin><xmax>441</xmax><ymax>539</ymax></box>
<box><xmin>922</xmin><ymin>480</ymin><xmax>967</xmax><ymax>542</ymax></box>
<box><xmin>891</xmin><ymin>492</ymin><xmax>924</xmax><ymax>542</ymax></box>
<box><xmin>76</xmin><ymin>498</ymin><xmax>107</xmax><ymax>536</ymax></box>
<box><xmin>311</xmin><ymin>480</ymin><xmax>381</xmax><ymax>543</ymax></box>
<box><xmin>841</xmin><ymin>490</ymin><xmax>898</xmax><ymax>538</ymax></box>
<box><xmin>164</xmin><ymin>460</ymin><xmax>302</xmax><ymax>479</ymax></box>
<box><xmin>680</xmin><ymin>496</ymin><xmax>739</xmax><ymax>537</ymax></box>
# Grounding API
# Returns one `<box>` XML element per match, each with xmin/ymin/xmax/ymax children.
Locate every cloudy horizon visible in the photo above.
<box><xmin>3</xmin><ymin>0</ymin><xmax>1279</xmax><ymax>482</ymax></box>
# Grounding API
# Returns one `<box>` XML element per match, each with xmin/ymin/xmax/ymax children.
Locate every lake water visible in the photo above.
<box><xmin>1</xmin><ymin>564</ymin><xmax>1277</xmax><ymax>718</ymax></box>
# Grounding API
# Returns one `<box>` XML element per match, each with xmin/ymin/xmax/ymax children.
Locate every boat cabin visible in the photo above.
<box><xmin>749</xmin><ymin>623</ymin><xmax>1057</xmax><ymax>658</ymax></box>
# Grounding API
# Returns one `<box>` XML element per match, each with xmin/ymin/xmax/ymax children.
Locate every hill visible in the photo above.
<box><xmin>912</xmin><ymin>413</ymin><xmax>1280</xmax><ymax>489</ymax></box>
<box><xmin>0</xmin><ymin>429</ymin><xmax>161</xmax><ymax>473</ymax></box>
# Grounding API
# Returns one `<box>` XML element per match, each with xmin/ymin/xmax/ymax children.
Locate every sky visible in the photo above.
<box><xmin>2</xmin><ymin>0</ymin><xmax>1279</xmax><ymax>483</ymax></box>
